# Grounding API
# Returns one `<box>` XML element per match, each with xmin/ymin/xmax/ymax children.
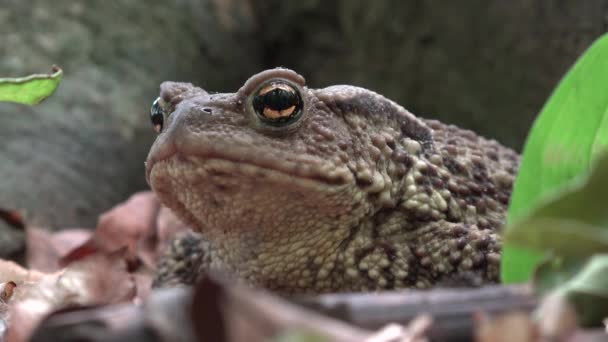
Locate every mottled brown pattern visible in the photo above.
<box><xmin>146</xmin><ymin>68</ymin><xmax>519</xmax><ymax>294</ymax></box>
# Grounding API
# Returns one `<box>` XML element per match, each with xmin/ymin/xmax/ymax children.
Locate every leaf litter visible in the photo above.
<box><xmin>0</xmin><ymin>192</ymin><xmax>604</xmax><ymax>341</ymax></box>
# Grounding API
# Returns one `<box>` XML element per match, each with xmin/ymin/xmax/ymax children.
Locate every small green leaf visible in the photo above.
<box><xmin>532</xmin><ymin>257</ymin><xmax>587</xmax><ymax>295</ymax></box>
<box><xmin>561</xmin><ymin>255</ymin><xmax>608</xmax><ymax>326</ymax></box>
<box><xmin>0</xmin><ymin>67</ymin><xmax>63</xmax><ymax>105</ymax></box>
<box><xmin>502</xmin><ymin>33</ymin><xmax>608</xmax><ymax>283</ymax></box>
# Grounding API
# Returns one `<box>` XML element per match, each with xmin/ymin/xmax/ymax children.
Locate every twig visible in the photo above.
<box><xmin>294</xmin><ymin>285</ymin><xmax>538</xmax><ymax>341</ymax></box>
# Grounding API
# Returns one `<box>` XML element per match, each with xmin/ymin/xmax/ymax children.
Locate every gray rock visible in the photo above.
<box><xmin>0</xmin><ymin>0</ymin><xmax>260</xmax><ymax>232</ymax></box>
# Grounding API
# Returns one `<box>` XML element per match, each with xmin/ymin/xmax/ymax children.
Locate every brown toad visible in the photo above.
<box><xmin>145</xmin><ymin>68</ymin><xmax>519</xmax><ymax>294</ymax></box>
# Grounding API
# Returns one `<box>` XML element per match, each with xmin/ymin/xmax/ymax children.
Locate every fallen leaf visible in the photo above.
<box><xmin>0</xmin><ymin>260</ymin><xmax>46</xmax><ymax>284</ymax></box>
<box><xmin>0</xmin><ymin>282</ymin><xmax>17</xmax><ymax>302</ymax></box>
<box><xmin>132</xmin><ymin>271</ymin><xmax>153</xmax><ymax>304</ymax></box>
<box><xmin>5</xmin><ymin>251</ymin><xmax>135</xmax><ymax>342</ymax></box>
<box><xmin>536</xmin><ymin>291</ymin><xmax>578</xmax><ymax>340</ymax></box>
<box><xmin>138</xmin><ymin>206</ymin><xmax>188</xmax><ymax>269</ymax></box>
<box><xmin>94</xmin><ymin>191</ymin><xmax>160</xmax><ymax>259</ymax></box>
<box><xmin>364</xmin><ymin>316</ymin><xmax>432</xmax><ymax>342</ymax></box>
<box><xmin>59</xmin><ymin>237</ymin><xmax>101</xmax><ymax>266</ymax></box>
<box><xmin>27</xmin><ymin>227</ymin><xmax>92</xmax><ymax>272</ymax></box>
<box><xmin>474</xmin><ymin>311</ymin><xmax>537</xmax><ymax>342</ymax></box>
<box><xmin>58</xmin><ymin>192</ymin><xmax>161</xmax><ymax>270</ymax></box>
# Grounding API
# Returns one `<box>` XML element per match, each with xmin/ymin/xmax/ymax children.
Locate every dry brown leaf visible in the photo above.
<box><xmin>474</xmin><ymin>311</ymin><xmax>537</xmax><ymax>342</ymax></box>
<box><xmin>536</xmin><ymin>292</ymin><xmax>578</xmax><ymax>341</ymax></box>
<box><xmin>365</xmin><ymin>315</ymin><xmax>432</xmax><ymax>342</ymax></box>
<box><xmin>93</xmin><ymin>191</ymin><xmax>160</xmax><ymax>259</ymax></box>
<box><xmin>0</xmin><ymin>192</ymin><xmax>188</xmax><ymax>341</ymax></box>
<box><xmin>0</xmin><ymin>282</ymin><xmax>17</xmax><ymax>303</ymax></box>
<box><xmin>59</xmin><ymin>237</ymin><xmax>101</xmax><ymax>266</ymax></box>
<box><xmin>29</xmin><ymin>192</ymin><xmax>187</xmax><ymax>278</ymax></box>
<box><xmin>26</xmin><ymin>227</ymin><xmax>92</xmax><ymax>272</ymax></box>
<box><xmin>132</xmin><ymin>271</ymin><xmax>153</xmax><ymax>304</ymax></box>
<box><xmin>142</xmin><ymin>206</ymin><xmax>188</xmax><ymax>269</ymax></box>
<box><xmin>57</xmin><ymin>192</ymin><xmax>164</xmax><ymax>272</ymax></box>
<box><xmin>4</xmin><ymin>251</ymin><xmax>135</xmax><ymax>342</ymax></box>
<box><xmin>0</xmin><ymin>260</ymin><xmax>46</xmax><ymax>284</ymax></box>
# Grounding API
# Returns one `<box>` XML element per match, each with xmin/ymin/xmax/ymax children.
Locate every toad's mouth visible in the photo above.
<box><xmin>145</xmin><ymin>140</ymin><xmax>353</xmax><ymax>187</ymax></box>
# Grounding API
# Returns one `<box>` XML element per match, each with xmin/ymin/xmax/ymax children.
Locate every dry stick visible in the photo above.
<box><xmin>29</xmin><ymin>280</ymin><xmax>539</xmax><ymax>342</ymax></box>
<box><xmin>293</xmin><ymin>285</ymin><xmax>539</xmax><ymax>341</ymax></box>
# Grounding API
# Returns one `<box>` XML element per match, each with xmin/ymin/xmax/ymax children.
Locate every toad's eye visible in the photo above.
<box><xmin>252</xmin><ymin>81</ymin><xmax>303</xmax><ymax>126</ymax></box>
<box><xmin>150</xmin><ymin>97</ymin><xmax>165</xmax><ymax>133</ymax></box>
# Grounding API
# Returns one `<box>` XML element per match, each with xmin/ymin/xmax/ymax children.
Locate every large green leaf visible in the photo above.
<box><xmin>0</xmin><ymin>67</ymin><xmax>63</xmax><ymax>105</ymax></box>
<box><xmin>501</xmin><ymin>34</ymin><xmax>608</xmax><ymax>283</ymax></box>
<box><xmin>506</xmin><ymin>153</ymin><xmax>608</xmax><ymax>326</ymax></box>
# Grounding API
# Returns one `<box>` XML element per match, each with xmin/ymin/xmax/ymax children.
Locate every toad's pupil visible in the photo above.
<box><xmin>150</xmin><ymin>97</ymin><xmax>164</xmax><ymax>133</ymax></box>
<box><xmin>262</xmin><ymin>88</ymin><xmax>298</xmax><ymax>111</ymax></box>
<box><xmin>252</xmin><ymin>83</ymin><xmax>303</xmax><ymax>126</ymax></box>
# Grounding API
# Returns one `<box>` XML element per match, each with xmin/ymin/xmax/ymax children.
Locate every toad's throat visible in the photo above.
<box><xmin>147</xmin><ymin>155</ymin><xmax>360</xmax><ymax>241</ymax></box>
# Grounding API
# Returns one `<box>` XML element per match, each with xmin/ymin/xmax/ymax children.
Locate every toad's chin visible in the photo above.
<box><xmin>147</xmin><ymin>154</ymin><xmax>357</xmax><ymax>234</ymax></box>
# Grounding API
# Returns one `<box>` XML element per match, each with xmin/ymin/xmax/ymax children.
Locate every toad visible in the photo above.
<box><xmin>145</xmin><ymin>68</ymin><xmax>519</xmax><ymax>294</ymax></box>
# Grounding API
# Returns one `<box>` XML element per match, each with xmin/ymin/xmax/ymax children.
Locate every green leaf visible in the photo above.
<box><xmin>506</xmin><ymin>219</ymin><xmax>608</xmax><ymax>257</ymax></box>
<box><xmin>0</xmin><ymin>67</ymin><xmax>63</xmax><ymax>105</ymax></box>
<box><xmin>504</xmin><ymin>153</ymin><xmax>608</xmax><ymax>294</ymax></box>
<box><xmin>532</xmin><ymin>257</ymin><xmax>587</xmax><ymax>295</ymax></box>
<box><xmin>561</xmin><ymin>255</ymin><xmax>608</xmax><ymax>326</ymax></box>
<box><xmin>504</xmin><ymin>152</ymin><xmax>608</xmax><ymax>257</ymax></box>
<box><xmin>501</xmin><ymin>33</ymin><xmax>608</xmax><ymax>283</ymax></box>
<box><xmin>504</xmin><ymin>151</ymin><xmax>608</xmax><ymax>326</ymax></box>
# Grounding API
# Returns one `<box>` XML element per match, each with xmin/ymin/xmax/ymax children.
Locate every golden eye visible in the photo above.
<box><xmin>252</xmin><ymin>81</ymin><xmax>303</xmax><ymax>126</ymax></box>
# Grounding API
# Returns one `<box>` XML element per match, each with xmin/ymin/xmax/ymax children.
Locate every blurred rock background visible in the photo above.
<box><xmin>0</xmin><ymin>0</ymin><xmax>606</xmax><ymax>258</ymax></box>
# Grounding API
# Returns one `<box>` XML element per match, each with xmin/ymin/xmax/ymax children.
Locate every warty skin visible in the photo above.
<box><xmin>145</xmin><ymin>68</ymin><xmax>519</xmax><ymax>294</ymax></box>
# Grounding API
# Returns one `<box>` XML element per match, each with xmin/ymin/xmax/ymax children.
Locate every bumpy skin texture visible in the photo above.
<box><xmin>146</xmin><ymin>68</ymin><xmax>519</xmax><ymax>294</ymax></box>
